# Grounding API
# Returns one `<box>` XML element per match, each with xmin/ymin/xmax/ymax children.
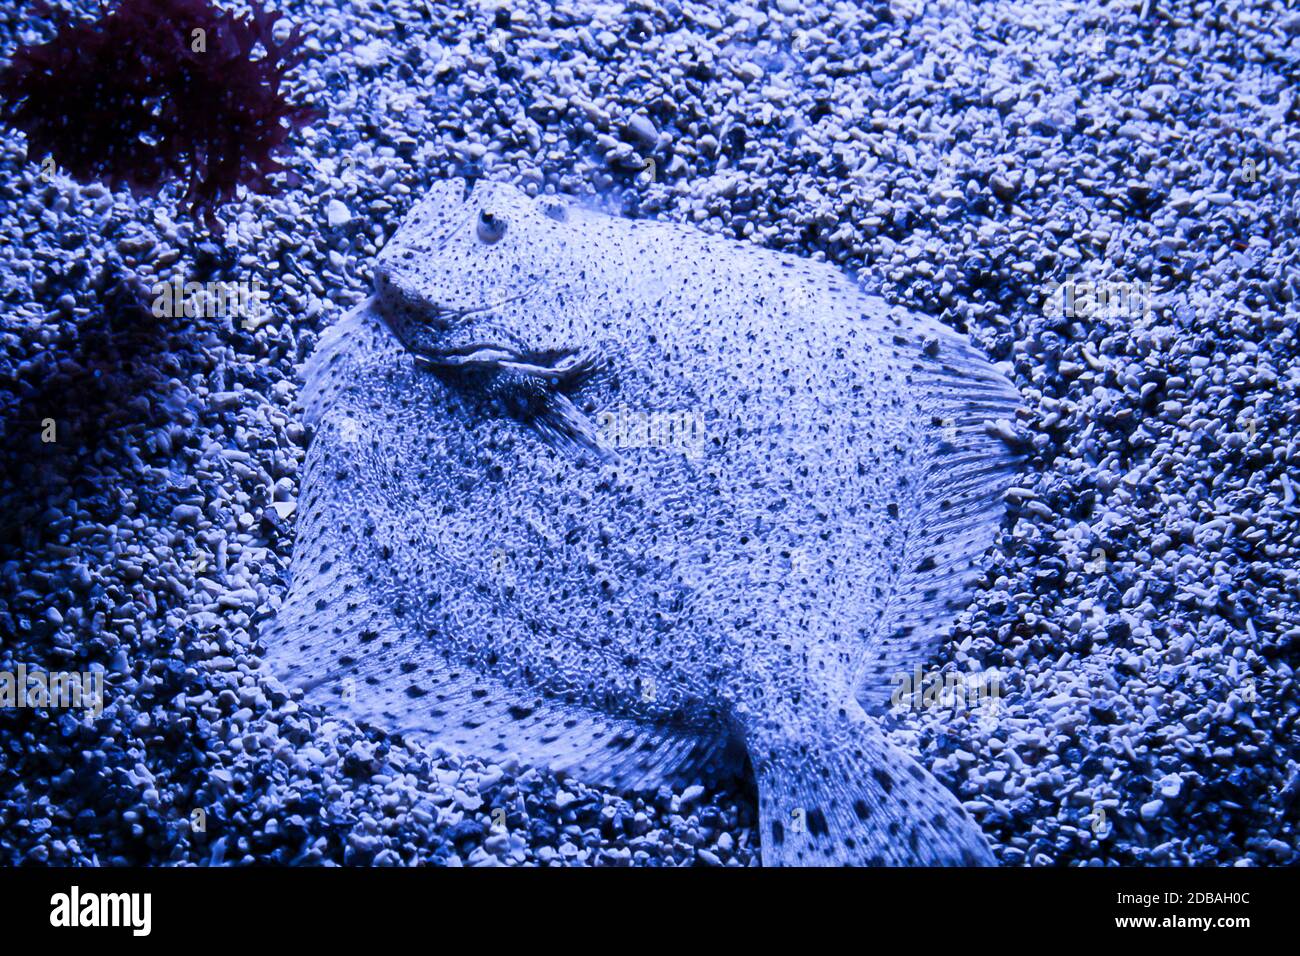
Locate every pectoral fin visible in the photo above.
<box><xmin>533</xmin><ymin>392</ymin><xmax>622</xmax><ymax>465</ymax></box>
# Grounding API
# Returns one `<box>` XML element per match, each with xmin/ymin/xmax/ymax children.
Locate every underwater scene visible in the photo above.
<box><xmin>0</xmin><ymin>0</ymin><xmax>1296</xmax><ymax>880</ymax></box>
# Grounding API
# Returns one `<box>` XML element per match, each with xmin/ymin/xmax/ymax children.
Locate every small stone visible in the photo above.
<box><xmin>624</xmin><ymin>114</ymin><xmax>658</xmax><ymax>149</ymax></box>
<box><xmin>1158</xmin><ymin>775</ymin><xmax>1183</xmax><ymax>799</ymax></box>
<box><xmin>326</xmin><ymin>200</ymin><xmax>352</xmax><ymax>227</ymax></box>
<box><xmin>679</xmin><ymin>784</ymin><xmax>706</xmax><ymax>809</ymax></box>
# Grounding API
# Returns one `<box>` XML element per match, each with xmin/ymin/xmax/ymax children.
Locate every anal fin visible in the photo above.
<box><xmin>263</xmin><ymin>567</ymin><xmax>741</xmax><ymax>791</ymax></box>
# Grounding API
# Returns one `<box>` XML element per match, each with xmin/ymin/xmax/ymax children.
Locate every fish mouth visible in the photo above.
<box><xmin>375</xmin><ymin>274</ymin><xmax>593</xmax><ymax>382</ymax></box>
<box><xmin>403</xmin><ymin>279</ymin><xmax>595</xmax><ymax>381</ymax></box>
<box><xmin>414</xmin><ymin>341</ymin><xmax>597</xmax><ymax>383</ymax></box>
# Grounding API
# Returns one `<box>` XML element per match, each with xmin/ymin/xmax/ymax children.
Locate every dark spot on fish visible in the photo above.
<box><xmin>806</xmin><ymin>808</ymin><xmax>829</xmax><ymax>837</ymax></box>
<box><xmin>873</xmin><ymin>768</ymin><xmax>894</xmax><ymax>795</ymax></box>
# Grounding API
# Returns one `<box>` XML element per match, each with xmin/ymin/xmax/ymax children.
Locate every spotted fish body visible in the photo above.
<box><xmin>264</xmin><ymin>180</ymin><xmax>1023</xmax><ymax>866</ymax></box>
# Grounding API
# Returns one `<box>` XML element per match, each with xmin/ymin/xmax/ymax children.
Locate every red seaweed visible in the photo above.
<box><xmin>0</xmin><ymin>0</ymin><xmax>316</xmax><ymax>229</ymax></box>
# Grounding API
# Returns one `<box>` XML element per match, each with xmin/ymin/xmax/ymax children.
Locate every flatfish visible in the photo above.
<box><xmin>263</xmin><ymin>179</ymin><xmax>1024</xmax><ymax>865</ymax></box>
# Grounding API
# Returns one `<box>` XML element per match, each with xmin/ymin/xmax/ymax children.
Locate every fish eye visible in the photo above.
<box><xmin>477</xmin><ymin>209</ymin><xmax>507</xmax><ymax>244</ymax></box>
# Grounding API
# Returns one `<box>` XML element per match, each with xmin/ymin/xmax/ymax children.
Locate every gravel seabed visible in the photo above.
<box><xmin>1</xmin><ymin>0</ymin><xmax>1297</xmax><ymax>866</ymax></box>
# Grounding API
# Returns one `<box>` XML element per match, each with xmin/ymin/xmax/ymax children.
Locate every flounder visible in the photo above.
<box><xmin>264</xmin><ymin>179</ymin><xmax>1023</xmax><ymax>865</ymax></box>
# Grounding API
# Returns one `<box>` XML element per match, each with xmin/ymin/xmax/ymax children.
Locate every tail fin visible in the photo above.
<box><xmin>748</xmin><ymin>705</ymin><xmax>995</xmax><ymax>866</ymax></box>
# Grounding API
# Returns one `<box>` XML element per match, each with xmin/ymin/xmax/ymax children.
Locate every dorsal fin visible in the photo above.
<box><xmin>262</xmin><ymin>543</ymin><xmax>741</xmax><ymax>790</ymax></box>
<box><xmin>850</xmin><ymin>308</ymin><xmax>1023</xmax><ymax>712</ymax></box>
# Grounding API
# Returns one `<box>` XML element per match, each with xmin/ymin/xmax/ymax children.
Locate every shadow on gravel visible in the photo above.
<box><xmin>0</xmin><ymin>269</ymin><xmax>174</xmax><ymax>554</ymax></box>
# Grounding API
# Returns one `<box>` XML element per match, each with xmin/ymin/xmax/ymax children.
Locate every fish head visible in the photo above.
<box><xmin>373</xmin><ymin>179</ymin><xmax>584</xmax><ymax>369</ymax></box>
